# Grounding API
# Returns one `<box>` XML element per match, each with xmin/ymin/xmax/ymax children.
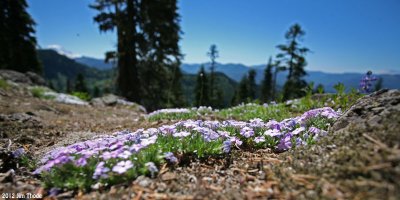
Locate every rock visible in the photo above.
<box><xmin>0</xmin><ymin>70</ymin><xmax>46</xmax><ymax>86</ymax></box>
<box><xmin>0</xmin><ymin>169</ymin><xmax>15</xmax><ymax>183</ymax></box>
<box><xmin>102</xmin><ymin>94</ymin><xmax>119</xmax><ymax>105</ymax></box>
<box><xmin>281</xmin><ymin>89</ymin><xmax>400</xmax><ymax>199</ymax></box>
<box><xmin>43</xmin><ymin>92</ymin><xmax>89</xmax><ymax>105</ymax></box>
<box><xmin>0</xmin><ymin>113</ymin><xmax>40</xmax><ymax>123</ymax></box>
<box><xmin>332</xmin><ymin>89</ymin><xmax>400</xmax><ymax>132</ymax></box>
<box><xmin>0</xmin><ymin>70</ymin><xmax>32</xmax><ymax>85</ymax></box>
<box><xmin>134</xmin><ymin>176</ymin><xmax>153</xmax><ymax>187</ymax></box>
<box><xmin>161</xmin><ymin>172</ymin><xmax>177</xmax><ymax>181</ymax></box>
<box><xmin>90</xmin><ymin>94</ymin><xmax>147</xmax><ymax>113</ymax></box>
<box><xmin>25</xmin><ymin>71</ymin><xmax>46</xmax><ymax>86</ymax></box>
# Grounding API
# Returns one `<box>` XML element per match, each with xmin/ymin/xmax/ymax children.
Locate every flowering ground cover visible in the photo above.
<box><xmin>146</xmin><ymin>86</ymin><xmax>361</xmax><ymax>123</ymax></box>
<box><xmin>147</xmin><ymin>106</ymin><xmax>213</xmax><ymax>121</ymax></box>
<box><xmin>35</xmin><ymin>107</ymin><xmax>340</xmax><ymax>191</ymax></box>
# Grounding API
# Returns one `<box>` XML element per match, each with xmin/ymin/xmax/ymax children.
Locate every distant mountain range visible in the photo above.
<box><xmin>74</xmin><ymin>56</ymin><xmax>400</xmax><ymax>93</ymax></box>
<box><xmin>37</xmin><ymin>49</ymin><xmax>236</xmax><ymax>105</ymax></box>
<box><xmin>181</xmin><ymin>63</ymin><xmax>400</xmax><ymax>93</ymax></box>
<box><xmin>74</xmin><ymin>56</ymin><xmax>114</xmax><ymax>71</ymax></box>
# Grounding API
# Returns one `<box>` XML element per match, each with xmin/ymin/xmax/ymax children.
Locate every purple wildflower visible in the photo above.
<box><xmin>145</xmin><ymin>162</ymin><xmax>158</xmax><ymax>177</ymax></box>
<box><xmin>112</xmin><ymin>160</ymin><xmax>134</xmax><ymax>174</ymax></box>
<box><xmin>292</xmin><ymin>127</ymin><xmax>305</xmax><ymax>135</ymax></box>
<box><xmin>93</xmin><ymin>161</ymin><xmax>110</xmax><ymax>179</ymax></box>
<box><xmin>217</xmin><ymin>130</ymin><xmax>230</xmax><ymax>138</ymax></box>
<box><xmin>12</xmin><ymin>148</ymin><xmax>25</xmax><ymax>158</ymax></box>
<box><xmin>277</xmin><ymin>134</ymin><xmax>292</xmax><ymax>151</ymax></box>
<box><xmin>249</xmin><ymin>118</ymin><xmax>264</xmax><ymax>127</ymax></box>
<box><xmin>129</xmin><ymin>144</ymin><xmax>144</xmax><ymax>153</ymax></box>
<box><xmin>118</xmin><ymin>150</ymin><xmax>132</xmax><ymax>159</ymax></box>
<box><xmin>308</xmin><ymin>126</ymin><xmax>321</xmax><ymax>135</ymax></box>
<box><xmin>173</xmin><ymin>131</ymin><xmax>191</xmax><ymax>138</ymax></box>
<box><xmin>254</xmin><ymin>136</ymin><xmax>265</xmax><ymax>143</ymax></box>
<box><xmin>240</xmin><ymin>127</ymin><xmax>254</xmax><ymax>138</ymax></box>
<box><xmin>159</xmin><ymin>125</ymin><xmax>176</xmax><ymax>135</ymax></box>
<box><xmin>75</xmin><ymin>156</ymin><xmax>88</xmax><ymax>166</ymax></box>
<box><xmin>229</xmin><ymin>136</ymin><xmax>243</xmax><ymax>147</ymax></box>
<box><xmin>164</xmin><ymin>152</ymin><xmax>178</xmax><ymax>163</ymax></box>
<box><xmin>222</xmin><ymin>140</ymin><xmax>232</xmax><ymax>153</ymax></box>
<box><xmin>264</xmin><ymin>129</ymin><xmax>282</xmax><ymax>137</ymax></box>
<box><xmin>360</xmin><ymin>71</ymin><xmax>378</xmax><ymax>93</ymax></box>
<box><xmin>48</xmin><ymin>188</ymin><xmax>61</xmax><ymax>196</ymax></box>
<box><xmin>266</xmin><ymin>120</ymin><xmax>281</xmax><ymax>130</ymax></box>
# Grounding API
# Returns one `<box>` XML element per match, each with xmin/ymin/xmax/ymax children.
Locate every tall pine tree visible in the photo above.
<box><xmin>276</xmin><ymin>23</ymin><xmax>310</xmax><ymax>100</ymax></box>
<box><xmin>194</xmin><ymin>66</ymin><xmax>210</xmax><ymax>106</ymax></box>
<box><xmin>234</xmin><ymin>70</ymin><xmax>257</xmax><ymax>104</ymax></box>
<box><xmin>91</xmin><ymin>0</ymin><xmax>140</xmax><ymax>102</ymax></box>
<box><xmin>261</xmin><ymin>57</ymin><xmax>273</xmax><ymax>102</ymax></box>
<box><xmin>248</xmin><ymin>69</ymin><xmax>257</xmax><ymax>100</ymax></box>
<box><xmin>207</xmin><ymin>44</ymin><xmax>221</xmax><ymax>107</ymax></box>
<box><xmin>91</xmin><ymin>0</ymin><xmax>183</xmax><ymax>110</ymax></box>
<box><xmin>0</xmin><ymin>0</ymin><xmax>41</xmax><ymax>73</ymax></box>
<box><xmin>74</xmin><ymin>73</ymin><xmax>88</xmax><ymax>93</ymax></box>
<box><xmin>138</xmin><ymin>0</ymin><xmax>184</xmax><ymax>110</ymax></box>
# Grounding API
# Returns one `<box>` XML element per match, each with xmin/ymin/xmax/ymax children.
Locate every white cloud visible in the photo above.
<box><xmin>46</xmin><ymin>44</ymin><xmax>82</xmax><ymax>59</ymax></box>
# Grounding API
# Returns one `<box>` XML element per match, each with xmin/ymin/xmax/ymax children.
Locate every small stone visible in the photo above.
<box><xmin>161</xmin><ymin>172</ymin><xmax>176</xmax><ymax>181</ymax></box>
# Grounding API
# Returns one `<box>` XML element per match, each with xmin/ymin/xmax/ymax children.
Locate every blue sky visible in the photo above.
<box><xmin>27</xmin><ymin>0</ymin><xmax>400</xmax><ymax>73</ymax></box>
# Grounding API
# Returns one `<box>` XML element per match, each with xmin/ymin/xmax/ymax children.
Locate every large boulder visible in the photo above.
<box><xmin>90</xmin><ymin>94</ymin><xmax>146</xmax><ymax>113</ymax></box>
<box><xmin>0</xmin><ymin>70</ymin><xmax>32</xmax><ymax>85</ymax></box>
<box><xmin>0</xmin><ymin>70</ymin><xmax>46</xmax><ymax>86</ymax></box>
<box><xmin>275</xmin><ymin>89</ymin><xmax>400</xmax><ymax>199</ymax></box>
<box><xmin>25</xmin><ymin>71</ymin><xmax>46</xmax><ymax>86</ymax></box>
<box><xmin>43</xmin><ymin>92</ymin><xmax>89</xmax><ymax>105</ymax></box>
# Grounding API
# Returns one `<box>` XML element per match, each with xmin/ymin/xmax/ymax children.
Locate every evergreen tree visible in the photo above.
<box><xmin>168</xmin><ymin>62</ymin><xmax>186</xmax><ymax>107</ymax></box>
<box><xmin>237</xmin><ymin>75</ymin><xmax>250</xmax><ymax>103</ymax></box>
<box><xmin>276</xmin><ymin>23</ymin><xmax>310</xmax><ymax>100</ymax></box>
<box><xmin>0</xmin><ymin>0</ymin><xmax>41</xmax><ymax>73</ymax></box>
<box><xmin>91</xmin><ymin>0</ymin><xmax>183</xmax><ymax>110</ymax></box>
<box><xmin>248</xmin><ymin>69</ymin><xmax>257</xmax><ymax>100</ymax></box>
<box><xmin>261</xmin><ymin>57</ymin><xmax>273</xmax><ymax>102</ymax></box>
<box><xmin>207</xmin><ymin>44</ymin><xmax>219</xmax><ymax>106</ymax></box>
<box><xmin>194</xmin><ymin>66</ymin><xmax>210</xmax><ymax>106</ymax></box>
<box><xmin>93</xmin><ymin>86</ymin><xmax>101</xmax><ymax>97</ymax></box>
<box><xmin>74</xmin><ymin>73</ymin><xmax>88</xmax><ymax>93</ymax></box>
<box><xmin>66</xmin><ymin>78</ymin><xmax>73</xmax><ymax>93</ymax></box>
<box><xmin>271</xmin><ymin>60</ymin><xmax>286</xmax><ymax>100</ymax></box>
<box><xmin>91</xmin><ymin>0</ymin><xmax>141</xmax><ymax>102</ymax></box>
<box><xmin>374</xmin><ymin>77</ymin><xmax>383</xmax><ymax>91</ymax></box>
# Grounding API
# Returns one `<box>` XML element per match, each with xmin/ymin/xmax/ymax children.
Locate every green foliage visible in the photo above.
<box><xmin>30</xmin><ymin>86</ymin><xmax>54</xmax><ymax>100</ymax></box>
<box><xmin>91</xmin><ymin>0</ymin><xmax>183</xmax><ymax>108</ymax></box>
<box><xmin>261</xmin><ymin>57</ymin><xmax>274</xmax><ymax>102</ymax></box>
<box><xmin>194</xmin><ymin>66</ymin><xmax>210</xmax><ymax>106</ymax></box>
<box><xmin>74</xmin><ymin>73</ymin><xmax>89</xmax><ymax>93</ymax></box>
<box><xmin>0</xmin><ymin>79</ymin><xmax>10</xmax><ymax>89</ymax></box>
<box><xmin>316</xmin><ymin>84</ymin><xmax>325</xmax><ymax>94</ymax></box>
<box><xmin>234</xmin><ymin>70</ymin><xmax>258</xmax><ymax>104</ymax></box>
<box><xmin>333</xmin><ymin>82</ymin><xmax>345</xmax><ymax>96</ymax></box>
<box><xmin>19</xmin><ymin>154</ymin><xmax>37</xmax><ymax>171</ymax></box>
<box><xmin>248</xmin><ymin>69</ymin><xmax>257</xmax><ymax>100</ymax></box>
<box><xmin>71</xmin><ymin>92</ymin><xmax>91</xmax><ymax>101</ymax></box>
<box><xmin>41</xmin><ymin>131</ymin><xmax>223</xmax><ymax>191</ymax></box>
<box><xmin>276</xmin><ymin>23</ymin><xmax>310</xmax><ymax>101</ymax></box>
<box><xmin>148</xmin><ymin>112</ymin><xmax>198</xmax><ymax>122</ymax></box>
<box><xmin>0</xmin><ymin>0</ymin><xmax>42</xmax><ymax>73</ymax></box>
<box><xmin>218</xmin><ymin>103</ymin><xmax>291</xmax><ymax>122</ymax></box>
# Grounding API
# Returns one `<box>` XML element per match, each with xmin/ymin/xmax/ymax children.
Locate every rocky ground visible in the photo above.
<box><xmin>0</xmin><ymin>71</ymin><xmax>399</xmax><ymax>199</ymax></box>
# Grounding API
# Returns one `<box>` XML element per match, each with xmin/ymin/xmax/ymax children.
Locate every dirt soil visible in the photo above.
<box><xmin>0</xmin><ymin>83</ymin><xmax>399</xmax><ymax>200</ymax></box>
